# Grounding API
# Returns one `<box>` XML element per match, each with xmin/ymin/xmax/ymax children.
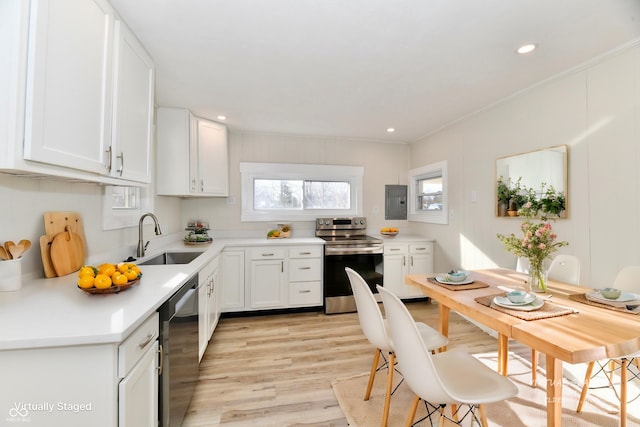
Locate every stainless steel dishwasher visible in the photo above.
<box><xmin>158</xmin><ymin>274</ymin><xmax>199</xmax><ymax>427</ymax></box>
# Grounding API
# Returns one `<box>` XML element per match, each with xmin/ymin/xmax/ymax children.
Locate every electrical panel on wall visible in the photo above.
<box><xmin>385</xmin><ymin>185</ymin><xmax>407</xmax><ymax>220</ymax></box>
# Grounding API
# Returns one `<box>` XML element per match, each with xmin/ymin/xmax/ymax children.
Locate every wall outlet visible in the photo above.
<box><xmin>226</xmin><ymin>196</ymin><xmax>236</xmax><ymax>205</ymax></box>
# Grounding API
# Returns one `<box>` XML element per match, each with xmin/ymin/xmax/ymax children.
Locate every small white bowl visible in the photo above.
<box><xmin>599</xmin><ymin>287</ymin><xmax>621</xmax><ymax>300</ymax></box>
<box><xmin>446</xmin><ymin>271</ymin><xmax>469</xmax><ymax>282</ymax></box>
<box><xmin>506</xmin><ymin>290</ymin><xmax>528</xmax><ymax>304</ymax></box>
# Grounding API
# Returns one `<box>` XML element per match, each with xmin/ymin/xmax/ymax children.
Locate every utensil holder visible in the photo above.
<box><xmin>0</xmin><ymin>258</ymin><xmax>22</xmax><ymax>292</ymax></box>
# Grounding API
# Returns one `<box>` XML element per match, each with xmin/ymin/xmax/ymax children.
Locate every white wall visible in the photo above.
<box><xmin>408</xmin><ymin>43</ymin><xmax>640</xmax><ymax>286</ymax></box>
<box><xmin>181</xmin><ymin>132</ymin><xmax>410</xmax><ymax>237</ymax></box>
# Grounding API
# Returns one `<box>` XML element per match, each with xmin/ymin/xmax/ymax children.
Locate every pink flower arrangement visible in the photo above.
<box><xmin>497</xmin><ymin>214</ymin><xmax>568</xmax><ymax>290</ymax></box>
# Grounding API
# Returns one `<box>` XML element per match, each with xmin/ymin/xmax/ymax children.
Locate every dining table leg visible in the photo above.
<box><xmin>438</xmin><ymin>304</ymin><xmax>450</xmax><ymax>352</ymax></box>
<box><xmin>498</xmin><ymin>334</ymin><xmax>509</xmax><ymax>376</ymax></box>
<box><xmin>546</xmin><ymin>354</ymin><xmax>563</xmax><ymax>427</ymax></box>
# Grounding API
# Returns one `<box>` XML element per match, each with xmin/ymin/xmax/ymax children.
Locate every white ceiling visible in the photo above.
<box><xmin>110</xmin><ymin>0</ymin><xmax>640</xmax><ymax>143</ymax></box>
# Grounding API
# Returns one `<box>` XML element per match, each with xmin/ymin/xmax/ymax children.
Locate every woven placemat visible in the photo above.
<box><xmin>569</xmin><ymin>293</ymin><xmax>640</xmax><ymax>315</ymax></box>
<box><xmin>427</xmin><ymin>277</ymin><xmax>489</xmax><ymax>291</ymax></box>
<box><xmin>475</xmin><ymin>293</ymin><xmax>575</xmax><ymax>321</ymax></box>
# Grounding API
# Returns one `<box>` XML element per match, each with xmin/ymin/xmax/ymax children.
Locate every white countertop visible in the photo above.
<box><xmin>0</xmin><ymin>237</ymin><xmax>324</xmax><ymax>351</ymax></box>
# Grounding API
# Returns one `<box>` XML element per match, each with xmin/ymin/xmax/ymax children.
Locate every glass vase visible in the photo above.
<box><xmin>528</xmin><ymin>260</ymin><xmax>548</xmax><ymax>293</ymax></box>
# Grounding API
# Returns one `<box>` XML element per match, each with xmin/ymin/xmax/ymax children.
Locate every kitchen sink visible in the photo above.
<box><xmin>139</xmin><ymin>251</ymin><xmax>203</xmax><ymax>266</ymax></box>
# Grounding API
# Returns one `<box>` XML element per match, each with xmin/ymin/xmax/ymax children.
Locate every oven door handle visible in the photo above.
<box><xmin>324</xmin><ymin>246</ymin><xmax>383</xmax><ymax>255</ymax></box>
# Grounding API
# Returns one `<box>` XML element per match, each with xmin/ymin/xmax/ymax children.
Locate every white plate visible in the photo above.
<box><xmin>496</xmin><ymin>293</ymin><xmax>537</xmax><ymax>306</ymax></box>
<box><xmin>435</xmin><ymin>275</ymin><xmax>474</xmax><ymax>285</ymax></box>
<box><xmin>493</xmin><ymin>296</ymin><xmax>544</xmax><ymax>311</ymax></box>
<box><xmin>585</xmin><ymin>291</ymin><xmax>640</xmax><ymax>306</ymax></box>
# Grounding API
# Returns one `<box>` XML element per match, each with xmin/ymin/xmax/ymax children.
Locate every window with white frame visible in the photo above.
<box><xmin>102</xmin><ymin>185</ymin><xmax>153</xmax><ymax>230</ymax></box>
<box><xmin>240</xmin><ymin>162</ymin><xmax>363</xmax><ymax>221</ymax></box>
<box><xmin>408</xmin><ymin>161</ymin><xmax>448</xmax><ymax>224</ymax></box>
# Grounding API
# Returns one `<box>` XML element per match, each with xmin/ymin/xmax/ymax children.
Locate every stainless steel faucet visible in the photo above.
<box><xmin>137</xmin><ymin>213</ymin><xmax>163</xmax><ymax>257</ymax></box>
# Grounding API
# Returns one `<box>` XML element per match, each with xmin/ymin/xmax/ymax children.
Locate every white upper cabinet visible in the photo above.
<box><xmin>0</xmin><ymin>0</ymin><xmax>154</xmax><ymax>184</ymax></box>
<box><xmin>157</xmin><ymin>107</ymin><xmax>229</xmax><ymax>197</ymax></box>
<box><xmin>109</xmin><ymin>20</ymin><xmax>154</xmax><ymax>183</ymax></box>
<box><xmin>23</xmin><ymin>0</ymin><xmax>114</xmax><ymax>174</ymax></box>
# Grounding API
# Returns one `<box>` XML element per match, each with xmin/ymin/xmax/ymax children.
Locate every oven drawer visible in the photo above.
<box><xmin>289</xmin><ymin>258</ymin><xmax>322</xmax><ymax>282</ymax></box>
<box><xmin>289</xmin><ymin>281</ymin><xmax>322</xmax><ymax>306</ymax></box>
<box><xmin>250</xmin><ymin>248</ymin><xmax>286</xmax><ymax>260</ymax></box>
<box><xmin>289</xmin><ymin>246</ymin><xmax>322</xmax><ymax>258</ymax></box>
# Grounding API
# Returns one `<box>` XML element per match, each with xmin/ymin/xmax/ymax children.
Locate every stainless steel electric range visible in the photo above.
<box><xmin>316</xmin><ymin>217</ymin><xmax>383</xmax><ymax>314</ymax></box>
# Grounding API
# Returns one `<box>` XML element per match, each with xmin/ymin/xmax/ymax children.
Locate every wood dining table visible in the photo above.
<box><xmin>406</xmin><ymin>268</ymin><xmax>640</xmax><ymax>427</ymax></box>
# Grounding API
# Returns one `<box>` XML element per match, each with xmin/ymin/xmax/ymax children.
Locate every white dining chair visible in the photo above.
<box><xmin>516</xmin><ymin>256</ymin><xmax>530</xmax><ymax>274</ymax></box>
<box><xmin>530</xmin><ymin>254</ymin><xmax>582</xmax><ymax>386</ymax></box>
<box><xmin>377</xmin><ymin>285</ymin><xmax>518</xmax><ymax>427</ymax></box>
<box><xmin>345</xmin><ymin>268</ymin><xmax>447</xmax><ymax>427</ymax></box>
<box><xmin>547</xmin><ymin>254</ymin><xmax>581</xmax><ymax>285</ymax></box>
<box><xmin>576</xmin><ymin>265</ymin><xmax>640</xmax><ymax>427</ymax></box>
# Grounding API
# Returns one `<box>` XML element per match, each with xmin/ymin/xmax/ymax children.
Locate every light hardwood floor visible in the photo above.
<box><xmin>183</xmin><ymin>300</ymin><xmax>528</xmax><ymax>427</ymax></box>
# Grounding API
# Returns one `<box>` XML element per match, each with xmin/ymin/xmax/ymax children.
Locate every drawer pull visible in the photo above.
<box><xmin>299</xmin><ymin>266</ymin><xmax>311</xmax><ymax>270</ymax></box>
<box><xmin>299</xmin><ymin>252</ymin><xmax>312</xmax><ymax>255</ymax></box>
<box><xmin>138</xmin><ymin>333</ymin><xmax>155</xmax><ymax>349</ymax></box>
<box><xmin>262</xmin><ymin>253</ymin><xmax>275</xmax><ymax>257</ymax></box>
<box><xmin>414</xmin><ymin>247</ymin><xmax>427</xmax><ymax>251</ymax></box>
<box><xmin>299</xmin><ymin>290</ymin><xmax>311</xmax><ymax>293</ymax></box>
<box><xmin>389</xmin><ymin>248</ymin><xmax>400</xmax><ymax>251</ymax></box>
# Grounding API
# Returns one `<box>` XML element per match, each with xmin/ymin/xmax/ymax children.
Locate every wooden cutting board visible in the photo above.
<box><xmin>40</xmin><ymin>212</ymin><xmax>87</xmax><ymax>277</ymax></box>
<box><xmin>50</xmin><ymin>229</ymin><xmax>86</xmax><ymax>277</ymax></box>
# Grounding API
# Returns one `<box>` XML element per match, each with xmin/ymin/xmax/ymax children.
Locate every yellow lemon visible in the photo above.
<box><xmin>112</xmin><ymin>272</ymin><xmax>128</xmax><ymax>286</ymax></box>
<box><xmin>77</xmin><ymin>275</ymin><xmax>94</xmax><ymax>289</ymax></box>
<box><xmin>78</xmin><ymin>266</ymin><xmax>96</xmax><ymax>278</ymax></box>
<box><xmin>94</xmin><ymin>274</ymin><xmax>112</xmax><ymax>289</ymax></box>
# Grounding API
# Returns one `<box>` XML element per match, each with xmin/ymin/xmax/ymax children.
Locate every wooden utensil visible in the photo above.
<box><xmin>18</xmin><ymin>239</ymin><xmax>32</xmax><ymax>254</ymax></box>
<box><xmin>8</xmin><ymin>245</ymin><xmax>24</xmax><ymax>259</ymax></box>
<box><xmin>4</xmin><ymin>241</ymin><xmax>15</xmax><ymax>258</ymax></box>
<box><xmin>50</xmin><ymin>228</ymin><xmax>86</xmax><ymax>276</ymax></box>
<box><xmin>39</xmin><ymin>235</ymin><xmax>57</xmax><ymax>278</ymax></box>
<box><xmin>0</xmin><ymin>246</ymin><xmax>9</xmax><ymax>260</ymax></box>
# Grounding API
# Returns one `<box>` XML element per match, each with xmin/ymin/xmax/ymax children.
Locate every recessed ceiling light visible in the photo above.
<box><xmin>217</xmin><ymin>115</ymin><xmax>227</xmax><ymax>121</ymax></box>
<box><xmin>387</xmin><ymin>128</ymin><xmax>395</xmax><ymax>133</ymax></box>
<box><xmin>516</xmin><ymin>44</ymin><xmax>537</xmax><ymax>55</ymax></box>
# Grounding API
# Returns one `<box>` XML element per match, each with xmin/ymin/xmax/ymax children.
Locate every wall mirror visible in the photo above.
<box><xmin>495</xmin><ymin>145</ymin><xmax>567</xmax><ymax>218</ymax></box>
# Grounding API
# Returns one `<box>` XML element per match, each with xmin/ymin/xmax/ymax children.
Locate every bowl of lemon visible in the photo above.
<box><xmin>380</xmin><ymin>227</ymin><xmax>399</xmax><ymax>236</ymax></box>
<box><xmin>77</xmin><ymin>262</ymin><xmax>142</xmax><ymax>294</ymax></box>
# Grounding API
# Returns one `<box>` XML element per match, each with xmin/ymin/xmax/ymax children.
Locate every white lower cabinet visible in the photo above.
<box><xmin>118</xmin><ymin>341</ymin><xmax>159</xmax><ymax>427</ymax></box>
<box><xmin>250</xmin><ymin>248</ymin><xmax>286</xmax><ymax>309</ymax></box>
<box><xmin>198</xmin><ymin>256</ymin><xmax>221</xmax><ymax>361</ymax></box>
<box><xmin>118</xmin><ymin>312</ymin><xmax>159</xmax><ymax>427</ymax></box>
<box><xmin>220</xmin><ymin>249</ymin><xmax>246</xmax><ymax>311</ymax></box>
<box><xmin>383</xmin><ymin>241</ymin><xmax>433</xmax><ymax>298</ymax></box>
<box><xmin>221</xmin><ymin>244</ymin><xmax>323</xmax><ymax>312</ymax></box>
<box><xmin>0</xmin><ymin>312</ymin><xmax>159</xmax><ymax>426</ymax></box>
<box><xmin>288</xmin><ymin>246</ymin><xmax>322</xmax><ymax>307</ymax></box>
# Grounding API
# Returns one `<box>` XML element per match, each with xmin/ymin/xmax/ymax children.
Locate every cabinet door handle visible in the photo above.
<box><xmin>116</xmin><ymin>152</ymin><xmax>124</xmax><ymax>175</ymax></box>
<box><xmin>105</xmin><ymin>146</ymin><xmax>112</xmax><ymax>172</ymax></box>
<box><xmin>191</xmin><ymin>179</ymin><xmax>196</xmax><ymax>191</ymax></box>
<box><xmin>410</xmin><ymin>255</ymin><xmax>414</xmax><ymax>267</ymax></box>
<box><xmin>200</xmin><ymin>178</ymin><xmax>204</xmax><ymax>192</ymax></box>
<box><xmin>403</xmin><ymin>255</ymin><xmax>406</xmax><ymax>266</ymax></box>
<box><xmin>138</xmin><ymin>333</ymin><xmax>155</xmax><ymax>350</ymax></box>
<box><xmin>157</xmin><ymin>344</ymin><xmax>164</xmax><ymax>376</ymax></box>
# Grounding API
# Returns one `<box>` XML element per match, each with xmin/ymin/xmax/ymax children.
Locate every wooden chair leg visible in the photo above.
<box><xmin>478</xmin><ymin>404</ymin><xmax>488</xmax><ymax>427</ymax></box>
<box><xmin>365</xmin><ymin>349</ymin><xmax>381</xmax><ymax>401</ymax></box>
<box><xmin>621</xmin><ymin>359</ymin><xmax>628</xmax><ymax>427</ymax></box>
<box><xmin>577</xmin><ymin>361</ymin><xmax>595</xmax><ymax>412</ymax></box>
<box><xmin>531</xmin><ymin>348</ymin><xmax>538</xmax><ymax>387</ymax></box>
<box><xmin>405</xmin><ymin>394</ymin><xmax>420</xmax><ymax>427</ymax></box>
<box><xmin>451</xmin><ymin>404</ymin><xmax>458</xmax><ymax>422</ymax></box>
<box><xmin>381</xmin><ymin>352</ymin><xmax>394</xmax><ymax>427</ymax></box>
<box><xmin>608</xmin><ymin>360</ymin><xmax>616</xmax><ymax>383</ymax></box>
